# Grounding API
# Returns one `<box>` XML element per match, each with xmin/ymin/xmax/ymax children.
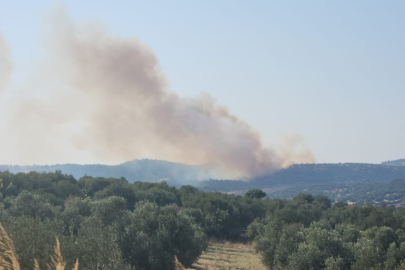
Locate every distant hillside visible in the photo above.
<box><xmin>333</xmin><ymin>179</ymin><xmax>405</xmax><ymax>206</ymax></box>
<box><xmin>382</xmin><ymin>159</ymin><xmax>405</xmax><ymax>166</ymax></box>
<box><xmin>3</xmin><ymin>161</ymin><xmax>405</xmax><ymax>204</ymax></box>
<box><xmin>197</xmin><ymin>163</ymin><xmax>405</xmax><ymax>205</ymax></box>
<box><xmin>0</xmin><ymin>159</ymin><xmax>226</xmax><ymax>184</ymax></box>
<box><xmin>198</xmin><ymin>163</ymin><xmax>405</xmax><ymax>191</ymax></box>
<box><xmin>252</xmin><ymin>163</ymin><xmax>405</xmax><ymax>186</ymax></box>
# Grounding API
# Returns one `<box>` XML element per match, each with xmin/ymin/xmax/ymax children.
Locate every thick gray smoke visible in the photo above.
<box><xmin>2</xmin><ymin>11</ymin><xmax>315</xmax><ymax>178</ymax></box>
<box><xmin>0</xmin><ymin>33</ymin><xmax>12</xmax><ymax>93</ymax></box>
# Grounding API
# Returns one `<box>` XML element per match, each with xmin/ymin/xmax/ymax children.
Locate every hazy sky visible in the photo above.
<box><xmin>0</xmin><ymin>1</ymin><xmax>404</xmax><ymax>165</ymax></box>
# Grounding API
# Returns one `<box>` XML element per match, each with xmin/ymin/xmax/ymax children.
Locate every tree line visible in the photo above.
<box><xmin>1</xmin><ymin>170</ymin><xmax>405</xmax><ymax>269</ymax></box>
<box><xmin>0</xmin><ymin>171</ymin><xmax>266</xmax><ymax>269</ymax></box>
<box><xmin>249</xmin><ymin>193</ymin><xmax>405</xmax><ymax>269</ymax></box>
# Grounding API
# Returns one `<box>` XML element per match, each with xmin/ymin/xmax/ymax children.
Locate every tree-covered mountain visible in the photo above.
<box><xmin>253</xmin><ymin>163</ymin><xmax>405</xmax><ymax>186</ymax></box>
<box><xmin>198</xmin><ymin>163</ymin><xmax>405</xmax><ymax>190</ymax></box>
<box><xmin>0</xmin><ymin>159</ymin><xmax>226</xmax><ymax>185</ymax></box>
<box><xmin>331</xmin><ymin>179</ymin><xmax>405</xmax><ymax>206</ymax></box>
<box><xmin>3</xmin><ymin>160</ymin><xmax>405</xmax><ymax>204</ymax></box>
<box><xmin>197</xmin><ymin>163</ymin><xmax>405</xmax><ymax>205</ymax></box>
<box><xmin>382</xmin><ymin>159</ymin><xmax>405</xmax><ymax>166</ymax></box>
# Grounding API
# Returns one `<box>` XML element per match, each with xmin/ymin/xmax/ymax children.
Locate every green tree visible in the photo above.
<box><xmin>6</xmin><ymin>190</ymin><xmax>61</xmax><ymax>220</ymax></box>
<box><xmin>67</xmin><ymin>217</ymin><xmax>130</xmax><ymax>270</ymax></box>
<box><xmin>119</xmin><ymin>202</ymin><xmax>207</xmax><ymax>270</ymax></box>
<box><xmin>245</xmin><ymin>189</ymin><xmax>267</xmax><ymax>199</ymax></box>
<box><xmin>2</xmin><ymin>216</ymin><xmax>65</xmax><ymax>270</ymax></box>
<box><xmin>90</xmin><ymin>196</ymin><xmax>127</xmax><ymax>226</ymax></box>
<box><xmin>61</xmin><ymin>197</ymin><xmax>91</xmax><ymax>235</ymax></box>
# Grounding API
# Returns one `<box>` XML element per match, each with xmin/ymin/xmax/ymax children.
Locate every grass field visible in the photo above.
<box><xmin>190</xmin><ymin>241</ymin><xmax>266</xmax><ymax>270</ymax></box>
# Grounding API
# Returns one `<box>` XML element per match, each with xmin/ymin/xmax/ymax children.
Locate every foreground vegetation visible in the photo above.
<box><xmin>0</xmin><ymin>171</ymin><xmax>266</xmax><ymax>269</ymax></box>
<box><xmin>2</xmin><ymin>170</ymin><xmax>405</xmax><ymax>269</ymax></box>
<box><xmin>0</xmin><ymin>222</ymin><xmax>79</xmax><ymax>270</ymax></box>
<box><xmin>249</xmin><ymin>194</ymin><xmax>405</xmax><ymax>270</ymax></box>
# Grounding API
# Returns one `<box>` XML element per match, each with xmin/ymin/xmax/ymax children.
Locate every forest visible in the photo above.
<box><xmin>1</xmin><ymin>170</ymin><xmax>405</xmax><ymax>269</ymax></box>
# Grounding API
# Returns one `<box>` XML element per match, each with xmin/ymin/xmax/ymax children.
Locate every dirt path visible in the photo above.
<box><xmin>190</xmin><ymin>241</ymin><xmax>266</xmax><ymax>270</ymax></box>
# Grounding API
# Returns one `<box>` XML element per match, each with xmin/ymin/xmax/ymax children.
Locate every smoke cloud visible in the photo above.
<box><xmin>1</xmin><ymin>10</ymin><xmax>315</xmax><ymax>178</ymax></box>
<box><xmin>0</xmin><ymin>33</ymin><xmax>12</xmax><ymax>93</ymax></box>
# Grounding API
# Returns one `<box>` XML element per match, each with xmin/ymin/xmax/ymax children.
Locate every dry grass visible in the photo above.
<box><xmin>0</xmin><ymin>222</ymin><xmax>20</xmax><ymax>270</ymax></box>
<box><xmin>189</xmin><ymin>241</ymin><xmax>266</xmax><ymax>270</ymax></box>
<box><xmin>175</xmin><ymin>256</ymin><xmax>186</xmax><ymax>270</ymax></box>
<box><xmin>0</xmin><ymin>223</ymin><xmax>78</xmax><ymax>270</ymax></box>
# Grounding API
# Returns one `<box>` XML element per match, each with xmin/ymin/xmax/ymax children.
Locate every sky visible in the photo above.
<box><xmin>0</xmin><ymin>1</ymin><xmax>404</xmax><ymax>166</ymax></box>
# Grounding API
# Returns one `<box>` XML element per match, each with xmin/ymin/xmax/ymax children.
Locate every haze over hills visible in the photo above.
<box><xmin>382</xmin><ymin>159</ymin><xmax>405</xmax><ymax>166</ymax></box>
<box><xmin>2</xmin><ymin>159</ymin><xmax>405</xmax><ymax>194</ymax></box>
<box><xmin>2</xmin><ymin>158</ymin><xmax>405</xmax><ymax>205</ymax></box>
<box><xmin>0</xmin><ymin>159</ymin><xmax>227</xmax><ymax>185</ymax></box>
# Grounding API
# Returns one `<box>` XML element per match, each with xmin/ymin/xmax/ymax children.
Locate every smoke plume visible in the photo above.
<box><xmin>0</xmin><ymin>33</ymin><xmax>12</xmax><ymax>93</ymax></box>
<box><xmin>2</xmin><ymin>10</ymin><xmax>315</xmax><ymax>178</ymax></box>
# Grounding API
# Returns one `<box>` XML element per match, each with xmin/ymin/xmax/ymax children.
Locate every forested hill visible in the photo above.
<box><xmin>199</xmin><ymin>163</ymin><xmax>405</xmax><ymax>191</ymax></box>
<box><xmin>253</xmin><ymin>163</ymin><xmax>405</xmax><ymax>186</ymax></box>
<box><xmin>3</xmin><ymin>161</ymin><xmax>405</xmax><ymax>202</ymax></box>
<box><xmin>382</xmin><ymin>158</ymin><xmax>405</xmax><ymax>166</ymax></box>
<box><xmin>197</xmin><ymin>163</ymin><xmax>405</xmax><ymax>204</ymax></box>
<box><xmin>0</xmin><ymin>159</ymin><xmax>225</xmax><ymax>184</ymax></box>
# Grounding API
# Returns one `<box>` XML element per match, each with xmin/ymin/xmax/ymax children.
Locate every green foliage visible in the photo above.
<box><xmin>179</xmin><ymin>208</ymin><xmax>205</xmax><ymax>228</ymax></box>
<box><xmin>77</xmin><ymin>176</ymin><xmax>112</xmax><ymax>197</ymax></box>
<box><xmin>325</xmin><ymin>256</ymin><xmax>345</xmax><ymax>270</ymax></box>
<box><xmin>2</xmin><ymin>170</ymin><xmax>405</xmax><ymax>269</ymax></box>
<box><xmin>94</xmin><ymin>181</ymin><xmax>138</xmax><ymax>211</ymax></box>
<box><xmin>0</xmin><ymin>171</ymin><xmax>212</xmax><ymax>270</ymax></box>
<box><xmin>245</xmin><ymin>189</ymin><xmax>267</xmax><ymax>199</ymax></box>
<box><xmin>293</xmin><ymin>193</ymin><xmax>315</xmax><ymax>203</ymax></box>
<box><xmin>250</xmin><ymin>194</ymin><xmax>405</xmax><ymax>270</ymax></box>
<box><xmin>274</xmin><ymin>223</ymin><xmax>304</xmax><ymax>268</ymax></box>
<box><xmin>250</xmin><ymin>219</ymin><xmax>284</xmax><ymax>268</ymax></box>
<box><xmin>67</xmin><ymin>217</ymin><xmax>130</xmax><ymax>270</ymax></box>
<box><xmin>5</xmin><ymin>190</ymin><xmax>61</xmax><ymax>220</ymax></box>
<box><xmin>61</xmin><ymin>197</ymin><xmax>90</xmax><ymax>236</ymax></box>
<box><xmin>89</xmin><ymin>196</ymin><xmax>127</xmax><ymax>226</ymax></box>
<box><xmin>2</xmin><ymin>216</ymin><xmax>65</xmax><ymax>270</ymax></box>
<box><xmin>143</xmin><ymin>187</ymin><xmax>179</xmax><ymax>206</ymax></box>
<box><xmin>119</xmin><ymin>202</ymin><xmax>207</xmax><ymax>270</ymax></box>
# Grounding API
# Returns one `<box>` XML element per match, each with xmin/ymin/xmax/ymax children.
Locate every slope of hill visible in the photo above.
<box><xmin>3</xmin><ymin>160</ymin><xmax>405</xmax><ymax>204</ymax></box>
<box><xmin>333</xmin><ymin>179</ymin><xmax>405</xmax><ymax>206</ymax></box>
<box><xmin>252</xmin><ymin>163</ymin><xmax>405</xmax><ymax>186</ymax></box>
<box><xmin>198</xmin><ymin>163</ymin><xmax>405</xmax><ymax>191</ymax></box>
<box><xmin>0</xmin><ymin>159</ymin><xmax>225</xmax><ymax>184</ymax></box>
<box><xmin>382</xmin><ymin>159</ymin><xmax>405</xmax><ymax>166</ymax></box>
<box><xmin>197</xmin><ymin>163</ymin><xmax>405</xmax><ymax>205</ymax></box>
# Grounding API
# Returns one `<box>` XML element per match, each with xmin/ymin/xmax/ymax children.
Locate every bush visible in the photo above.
<box><xmin>119</xmin><ymin>202</ymin><xmax>207</xmax><ymax>270</ymax></box>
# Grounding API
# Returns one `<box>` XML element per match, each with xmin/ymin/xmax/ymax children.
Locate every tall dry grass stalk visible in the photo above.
<box><xmin>47</xmin><ymin>238</ymin><xmax>65</xmax><ymax>270</ymax></box>
<box><xmin>0</xmin><ymin>223</ymin><xmax>79</xmax><ymax>270</ymax></box>
<box><xmin>0</xmin><ymin>222</ymin><xmax>20</xmax><ymax>270</ymax></box>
